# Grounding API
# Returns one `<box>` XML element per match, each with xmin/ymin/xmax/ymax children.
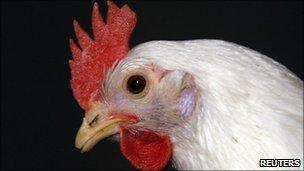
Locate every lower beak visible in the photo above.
<box><xmin>75</xmin><ymin>115</ymin><xmax>138</xmax><ymax>153</ymax></box>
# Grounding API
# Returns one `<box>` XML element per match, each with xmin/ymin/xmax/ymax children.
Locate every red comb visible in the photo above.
<box><xmin>69</xmin><ymin>1</ymin><xmax>137</xmax><ymax>110</ymax></box>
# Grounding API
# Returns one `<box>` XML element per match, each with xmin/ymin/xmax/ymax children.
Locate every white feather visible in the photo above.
<box><xmin>124</xmin><ymin>39</ymin><xmax>303</xmax><ymax>170</ymax></box>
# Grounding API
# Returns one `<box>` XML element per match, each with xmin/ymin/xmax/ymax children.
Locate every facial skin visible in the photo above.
<box><xmin>75</xmin><ymin>58</ymin><xmax>201</xmax><ymax>169</ymax></box>
<box><xmin>97</xmin><ymin>61</ymin><xmax>195</xmax><ymax>135</ymax></box>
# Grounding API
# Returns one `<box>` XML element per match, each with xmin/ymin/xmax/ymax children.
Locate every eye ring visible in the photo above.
<box><xmin>123</xmin><ymin>73</ymin><xmax>150</xmax><ymax>99</ymax></box>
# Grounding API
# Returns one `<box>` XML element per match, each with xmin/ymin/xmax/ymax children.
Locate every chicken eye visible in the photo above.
<box><xmin>126</xmin><ymin>75</ymin><xmax>146</xmax><ymax>94</ymax></box>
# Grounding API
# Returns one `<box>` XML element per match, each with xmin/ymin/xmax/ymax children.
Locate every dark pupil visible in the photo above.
<box><xmin>127</xmin><ymin>75</ymin><xmax>146</xmax><ymax>94</ymax></box>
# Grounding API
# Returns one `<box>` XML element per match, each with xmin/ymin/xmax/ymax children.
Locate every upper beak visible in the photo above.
<box><xmin>75</xmin><ymin>114</ymin><xmax>139</xmax><ymax>153</ymax></box>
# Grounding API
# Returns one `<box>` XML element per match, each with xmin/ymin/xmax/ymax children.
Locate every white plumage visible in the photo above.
<box><xmin>123</xmin><ymin>39</ymin><xmax>303</xmax><ymax>170</ymax></box>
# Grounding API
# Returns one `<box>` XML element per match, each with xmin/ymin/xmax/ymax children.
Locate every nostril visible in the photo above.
<box><xmin>89</xmin><ymin>115</ymin><xmax>99</xmax><ymax>127</ymax></box>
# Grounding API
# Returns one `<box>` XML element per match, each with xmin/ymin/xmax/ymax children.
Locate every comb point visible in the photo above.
<box><xmin>120</xmin><ymin>4</ymin><xmax>136</xmax><ymax>21</ymax></box>
<box><xmin>69</xmin><ymin>38</ymin><xmax>81</xmax><ymax>60</ymax></box>
<box><xmin>107</xmin><ymin>1</ymin><xmax>120</xmax><ymax>24</ymax></box>
<box><xmin>73</xmin><ymin>20</ymin><xmax>93</xmax><ymax>49</ymax></box>
<box><xmin>92</xmin><ymin>2</ymin><xmax>105</xmax><ymax>41</ymax></box>
<box><xmin>107</xmin><ymin>0</ymin><xmax>119</xmax><ymax>9</ymax></box>
<box><xmin>93</xmin><ymin>2</ymin><xmax>98</xmax><ymax>8</ymax></box>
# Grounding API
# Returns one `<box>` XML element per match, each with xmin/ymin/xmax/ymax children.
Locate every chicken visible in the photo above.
<box><xmin>69</xmin><ymin>1</ymin><xmax>303</xmax><ymax>170</ymax></box>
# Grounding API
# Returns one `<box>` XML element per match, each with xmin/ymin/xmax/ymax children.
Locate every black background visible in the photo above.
<box><xmin>1</xmin><ymin>1</ymin><xmax>303</xmax><ymax>170</ymax></box>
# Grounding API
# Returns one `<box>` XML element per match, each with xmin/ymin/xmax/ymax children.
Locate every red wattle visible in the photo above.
<box><xmin>120</xmin><ymin>127</ymin><xmax>172</xmax><ymax>170</ymax></box>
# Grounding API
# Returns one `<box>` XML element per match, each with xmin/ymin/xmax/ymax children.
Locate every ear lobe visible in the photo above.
<box><xmin>157</xmin><ymin>69</ymin><xmax>200</xmax><ymax>120</ymax></box>
<box><xmin>177</xmin><ymin>73</ymin><xmax>199</xmax><ymax>120</ymax></box>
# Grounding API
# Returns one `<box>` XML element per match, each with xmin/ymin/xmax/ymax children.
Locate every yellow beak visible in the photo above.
<box><xmin>75</xmin><ymin>115</ymin><xmax>138</xmax><ymax>153</ymax></box>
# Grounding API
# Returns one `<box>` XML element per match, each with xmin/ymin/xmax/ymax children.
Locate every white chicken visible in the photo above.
<box><xmin>70</xmin><ymin>1</ymin><xmax>303</xmax><ymax>170</ymax></box>
<box><xmin>124</xmin><ymin>39</ymin><xmax>303</xmax><ymax>170</ymax></box>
